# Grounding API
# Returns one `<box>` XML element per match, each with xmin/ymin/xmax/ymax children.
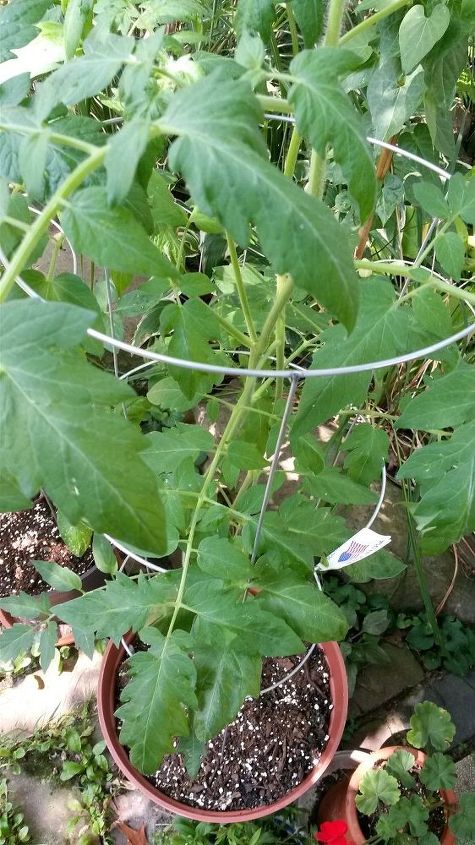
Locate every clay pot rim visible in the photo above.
<box><xmin>0</xmin><ymin>564</ymin><xmax>105</xmax><ymax>647</ymax></box>
<box><xmin>345</xmin><ymin>745</ymin><xmax>458</xmax><ymax>845</ymax></box>
<box><xmin>97</xmin><ymin>633</ymin><xmax>349</xmax><ymax>823</ymax></box>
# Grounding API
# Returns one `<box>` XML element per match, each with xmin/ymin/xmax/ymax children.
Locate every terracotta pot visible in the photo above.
<box><xmin>318</xmin><ymin>745</ymin><xmax>458</xmax><ymax>844</ymax></box>
<box><xmin>0</xmin><ymin>565</ymin><xmax>106</xmax><ymax>647</ymax></box>
<box><xmin>98</xmin><ymin>633</ymin><xmax>348</xmax><ymax>823</ymax></box>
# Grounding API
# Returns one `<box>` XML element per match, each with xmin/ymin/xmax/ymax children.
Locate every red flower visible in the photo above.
<box><xmin>315</xmin><ymin>820</ymin><xmax>356</xmax><ymax>845</ymax></box>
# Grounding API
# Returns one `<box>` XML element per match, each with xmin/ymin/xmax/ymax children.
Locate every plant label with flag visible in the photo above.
<box><xmin>316</xmin><ymin>527</ymin><xmax>391</xmax><ymax>572</ymax></box>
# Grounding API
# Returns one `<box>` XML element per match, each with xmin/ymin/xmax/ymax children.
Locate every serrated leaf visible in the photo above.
<box><xmin>290</xmin><ymin>49</ymin><xmax>376</xmax><ymax>219</ymax></box>
<box><xmin>435</xmin><ymin>231</ymin><xmax>465</xmax><ymax>279</ymax></box>
<box><xmin>292</xmin><ymin>0</ymin><xmax>324</xmax><ymax>48</ymax></box>
<box><xmin>117</xmin><ymin>628</ymin><xmax>197</xmax><ymax>774</ymax></box>
<box><xmin>39</xmin><ymin>621</ymin><xmax>57</xmax><ymax>672</ymax></box>
<box><xmin>64</xmin><ymin>0</ymin><xmax>93</xmax><ymax>59</ymax></box>
<box><xmin>399</xmin><ymin>4</ymin><xmax>450</xmax><ymax>74</ymax></box>
<box><xmin>55</xmin><ymin>571</ymin><xmax>180</xmax><ymax>644</ymax></box>
<box><xmin>347</xmin><ymin>550</ymin><xmax>406</xmax><ymax>583</ymax></box>
<box><xmin>32</xmin><ymin>560</ymin><xmax>83</xmax><ymax>593</ymax></box>
<box><xmin>0</xmin><ymin>591</ymin><xmax>50</xmax><ymax>619</ymax></box>
<box><xmin>449</xmin><ymin>793</ymin><xmax>475</xmax><ymax>837</ymax></box>
<box><xmin>192</xmin><ymin>643</ymin><xmax>261</xmax><ymax>741</ymax></box>
<box><xmin>368</xmin><ymin>57</ymin><xmax>425</xmax><ymax>140</ymax></box>
<box><xmin>446</xmin><ymin>172</ymin><xmax>475</xmax><ymax>224</ymax></box>
<box><xmin>397</xmin><ymin>363</ymin><xmax>475</xmax><ymax>430</ymax></box>
<box><xmin>105</xmin><ymin>120</ymin><xmax>150</xmax><ymax>205</ymax></box>
<box><xmin>18</xmin><ymin>132</ymin><xmax>48</xmax><ymax>201</ymax></box>
<box><xmin>385</xmin><ymin>749</ymin><xmax>416</xmax><ymax>788</ymax></box>
<box><xmin>146</xmin><ymin>376</ymin><xmax>201</xmax><ymax>412</ymax></box>
<box><xmin>0</xmin><ymin>300</ymin><xmax>168</xmax><ymax>556</ymax></box>
<box><xmin>292</xmin><ymin>279</ymin><xmax>420</xmax><ymax>437</ymax></box>
<box><xmin>56</xmin><ymin>510</ymin><xmax>92</xmax><ymax>557</ymax></box>
<box><xmin>92</xmin><ymin>533</ymin><xmax>118</xmax><ymax>574</ymax></box>
<box><xmin>420</xmin><ymin>752</ymin><xmax>456</xmax><ymax>790</ymax></box>
<box><xmin>384</xmin><ymin>795</ymin><xmax>429</xmax><ymax>837</ymax></box>
<box><xmin>60</xmin><ymin>186</ymin><xmax>178</xmax><ymax>279</ymax></box>
<box><xmin>177</xmin><ymin>734</ymin><xmax>206</xmax><ymax>778</ymax></box>
<box><xmin>227</xmin><ymin>440</ymin><xmax>266</xmax><ymax>471</ymax></box>
<box><xmin>254</xmin><ymin>563</ymin><xmax>348</xmax><ymax>642</ymax></box>
<box><xmin>356</xmin><ymin>768</ymin><xmax>400</xmax><ymax>815</ymax></box>
<box><xmin>36</xmin><ymin>29</ymin><xmax>133</xmax><ymax>115</ymax></box>
<box><xmin>0</xmin><ymin>0</ymin><xmax>51</xmax><ymax>63</ymax></box>
<box><xmin>148</xmin><ymin>171</ymin><xmax>188</xmax><ymax>230</ymax></box>
<box><xmin>197</xmin><ymin>537</ymin><xmax>252</xmax><ymax>582</ymax></box>
<box><xmin>163</xmin><ymin>76</ymin><xmax>359</xmax><ymax>330</ymax></box>
<box><xmin>407</xmin><ymin>701</ymin><xmax>456</xmax><ymax>752</ymax></box>
<box><xmin>413</xmin><ymin>181</ymin><xmax>449</xmax><ymax>219</ymax></box>
<box><xmin>0</xmin><ymin>624</ymin><xmax>35</xmax><ymax>663</ymax></box>
<box><xmin>303</xmin><ymin>466</ymin><xmax>377</xmax><ymax>505</ymax></box>
<box><xmin>144</xmin><ymin>423</ymin><xmax>214</xmax><ymax>475</ymax></box>
<box><xmin>343</xmin><ymin>424</ymin><xmax>389</xmax><ymax>485</ymax></box>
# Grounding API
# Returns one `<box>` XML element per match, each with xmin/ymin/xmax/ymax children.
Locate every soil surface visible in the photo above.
<box><xmin>0</xmin><ymin>499</ymin><xmax>93</xmax><ymax>597</ymax></box>
<box><xmin>118</xmin><ymin>647</ymin><xmax>332</xmax><ymax>812</ymax></box>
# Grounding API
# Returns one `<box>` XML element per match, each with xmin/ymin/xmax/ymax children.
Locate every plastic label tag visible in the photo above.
<box><xmin>316</xmin><ymin>527</ymin><xmax>391</xmax><ymax>572</ymax></box>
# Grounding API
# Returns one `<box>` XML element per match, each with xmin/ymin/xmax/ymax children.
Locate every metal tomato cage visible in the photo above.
<box><xmin>2</xmin><ymin>139</ymin><xmax>474</xmax><ymax>691</ymax></box>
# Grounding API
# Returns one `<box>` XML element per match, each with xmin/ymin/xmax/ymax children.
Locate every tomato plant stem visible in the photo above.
<box><xmin>226</xmin><ymin>233</ymin><xmax>258</xmax><ymax>343</ymax></box>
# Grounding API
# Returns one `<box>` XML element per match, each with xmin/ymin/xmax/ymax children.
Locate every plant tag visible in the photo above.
<box><xmin>316</xmin><ymin>527</ymin><xmax>391</xmax><ymax>572</ymax></box>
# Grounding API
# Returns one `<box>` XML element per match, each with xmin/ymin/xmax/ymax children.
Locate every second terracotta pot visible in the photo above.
<box><xmin>318</xmin><ymin>745</ymin><xmax>458</xmax><ymax>844</ymax></box>
<box><xmin>98</xmin><ymin>634</ymin><xmax>349</xmax><ymax>823</ymax></box>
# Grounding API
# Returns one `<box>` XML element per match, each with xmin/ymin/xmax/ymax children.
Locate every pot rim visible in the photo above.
<box><xmin>345</xmin><ymin>745</ymin><xmax>458</xmax><ymax>845</ymax></box>
<box><xmin>97</xmin><ymin>633</ymin><xmax>349</xmax><ymax>823</ymax></box>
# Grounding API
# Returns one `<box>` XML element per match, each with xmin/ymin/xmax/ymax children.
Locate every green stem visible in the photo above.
<box><xmin>339</xmin><ymin>0</ymin><xmax>410</xmax><ymax>45</ymax></box>
<box><xmin>0</xmin><ymin>122</ymin><xmax>98</xmax><ymax>155</ymax></box>
<box><xmin>306</xmin><ymin>0</ymin><xmax>348</xmax><ymax>197</ymax></box>
<box><xmin>226</xmin><ymin>233</ymin><xmax>258</xmax><ymax>343</ymax></box>
<box><xmin>0</xmin><ymin>216</ymin><xmax>30</xmax><ymax>233</ymax></box>
<box><xmin>356</xmin><ymin>259</ymin><xmax>475</xmax><ymax>307</ymax></box>
<box><xmin>274</xmin><ymin>275</ymin><xmax>288</xmax><ymax>402</ymax></box>
<box><xmin>0</xmin><ymin>147</ymin><xmax>106</xmax><ymax>303</ymax></box>
<box><xmin>257</xmin><ymin>95</ymin><xmax>293</xmax><ymax>114</ymax></box>
<box><xmin>211</xmin><ymin>308</ymin><xmax>253</xmax><ymax>348</ymax></box>
<box><xmin>286</xmin><ymin>2</ymin><xmax>300</xmax><ymax>55</ymax></box>
<box><xmin>47</xmin><ymin>234</ymin><xmax>64</xmax><ymax>281</ymax></box>
<box><xmin>283</xmin><ymin>127</ymin><xmax>302</xmax><ymax>178</ymax></box>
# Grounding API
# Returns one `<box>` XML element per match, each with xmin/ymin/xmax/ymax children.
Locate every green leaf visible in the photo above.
<box><xmin>56</xmin><ymin>510</ymin><xmax>92</xmax><ymax>557</ymax></box>
<box><xmin>227</xmin><ymin>440</ymin><xmax>266</xmax><ymax>471</ymax></box>
<box><xmin>185</xmin><ymin>573</ymin><xmax>304</xmax><ymax>656</ymax></box>
<box><xmin>293</xmin><ymin>433</ymin><xmax>325</xmax><ymax>476</ymax></box>
<box><xmin>399</xmin><ymin>4</ymin><xmax>451</xmax><ymax>74</ymax></box>
<box><xmin>383</xmin><ymin>795</ymin><xmax>429</xmax><ymax>837</ymax></box>
<box><xmin>0</xmin><ymin>624</ymin><xmax>35</xmax><ymax>663</ymax></box>
<box><xmin>254</xmin><ymin>563</ymin><xmax>348</xmax><ymax>642</ymax></box>
<box><xmin>37</xmin><ymin>29</ymin><xmax>133</xmax><ymax>114</ymax></box>
<box><xmin>60</xmin><ymin>186</ymin><xmax>178</xmax><ymax>279</ymax></box>
<box><xmin>291</xmin><ymin>0</ymin><xmax>324</xmax><ymax>48</ymax></box>
<box><xmin>446</xmin><ymin>172</ymin><xmax>475</xmax><ymax>224</ymax></box>
<box><xmin>105</xmin><ymin>119</ymin><xmax>150</xmax><ymax>205</ymax></box>
<box><xmin>292</xmin><ymin>279</ymin><xmax>419</xmax><ymax>437</ymax></box>
<box><xmin>197</xmin><ymin>537</ymin><xmax>252</xmax><ymax>582</ymax></box>
<box><xmin>407</xmin><ymin>701</ymin><xmax>455</xmax><ymax>752</ymax></box>
<box><xmin>144</xmin><ymin>424</ymin><xmax>214</xmax><ymax>475</ymax></box>
<box><xmin>0</xmin><ymin>0</ymin><xmax>51</xmax><ymax>62</ymax></box>
<box><xmin>420</xmin><ymin>752</ymin><xmax>456</xmax><ymax>790</ymax></box>
<box><xmin>32</xmin><ymin>560</ymin><xmax>83</xmax><ymax>593</ymax></box>
<box><xmin>413</xmin><ymin>181</ymin><xmax>449</xmax><ymax>219</ymax></box>
<box><xmin>435</xmin><ymin>231</ymin><xmax>465</xmax><ymax>279</ymax></box>
<box><xmin>163</xmin><ymin>76</ymin><xmax>359</xmax><ymax>331</ymax></box>
<box><xmin>385</xmin><ymin>749</ymin><xmax>416</xmax><ymax>789</ymax></box>
<box><xmin>343</xmin><ymin>424</ymin><xmax>389</xmax><ymax>485</ymax></box>
<box><xmin>235</xmin><ymin>0</ymin><xmax>275</xmax><ymax>42</ymax></box>
<box><xmin>347</xmin><ymin>550</ymin><xmax>407</xmax><ymax>583</ymax></box>
<box><xmin>60</xmin><ymin>760</ymin><xmax>84</xmax><ymax>781</ymax></box>
<box><xmin>303</xmin><ymin>466</ymin><xmax>377</xmax><ymax>505</ymax></box>
<box><xmin>18</xmin><ymin>132</ymin><xmax>48</xmax><ymax>201</ymax></box>
<box><xmin>424</xmin><ymin>22</ymin><xmax>469</xmax><ymax>157</ymax></box>
<box><xmin>54</xmin><ymin>571</ymin><xmax>180</xmax><ymax>644</ymax></box>
<box><xmin>0</xmin><ymin>300</ymin><xmax>168</xmax><ymax>556</ymax></box>
<box><xmin>0</xmin><ymin>592</ymin><xmax>50</xmax><ymax>620</ymax></box>
<box><xmin>176</xmin><ymin>734</ymin><xmax>206</xmax><ymax>778</ymax></box>
<box><xmin>449</xmin><ymin>794</ymin><xmax>475</xmax><ymax>838</ymax></box>
<box><xmin>159</xmin><ymin>301</ymin><xmax>224</xmax><ymax>398</ymax></box>
<box><xmin>117</xmin><ymin>628</ymin><xmax>197</xmax><ymax>774</ymax></box>
<box><xmin>368</xmin><ymin>56</ymin><xmax>425</xmax><ymax>140</ymax></box>
<box><xmin>361</xmin><ymin>609</ymin><xmax>390</xmax><ymax>635</ymax></box>
<box><xmin>355</xmin><ymin>768</ymin><xmax>400</xmax><ymax>815</ymax></box>
<box><xmin>92</xmin><ymin>533</ymin><xmax>118</xmax><ymax>574</ymax></box>
<box><xmin>290</xmin><ymin>49</ymin><xmax>376</xmax><ymax>219</ymax></box>
<box><xmin>64</xmin><ymin>0</ymin><xmax>93</xmax><ymax>59</ymax></box>
<box><xmin>148</xmin><ymin>171</ymin><xmax>188</xmax><ymax>230</ymax></box>
<box><xmin>397</xmin><ymin>363</ymin><xmax>475</xmax><ymax>429</ymax></box>
<box><xmin>39</xmin><ymin>621</ymin><xmax>57</xmax><ymax>672</ymax></box>
<box><xmin>147</xmin><ymin>376</ymin><xmax>201</xmax><ymax>412</ymax></box>
<box><xmin>192</xmin><ymin>642</ymin><xmax>261</xmax><ymax>741</ymax></box>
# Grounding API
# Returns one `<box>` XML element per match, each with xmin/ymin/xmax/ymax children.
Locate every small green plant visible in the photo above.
<box><xmin>0</xmin><ymin>704</ymin><xmax>118</xmax><ymax>844</ymax></box>
<box><xmin>355</xmin><ymin>702</ymin><xmax>475</xmax><ymax>843</ymax></box>
<box><xmin>154</xmin><ymin>807</ymin><xmax>311</xmax><ymax>844</ymax></box>
<box><xmin>0</xmin><ymin>779</ymin><xmax>30</xmax><ymax>845</ymax></box>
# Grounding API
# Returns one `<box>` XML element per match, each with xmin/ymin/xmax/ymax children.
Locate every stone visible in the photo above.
<box><xmin>350</xmin><ymin>642</ymin><xmax>424</xmax><ymax>717</ymax></box>
<box><xmin>339</xmin><ymin>478</ymin><xmax>475</xmax><ymax>625</ymax></box>
<box><xmin>456</xmin><ymin>754</ymin><xmax>475</xmax><ymax>794</ymax></box>
<box><xmin>403</xmin><ymin>666</ymin><xmax>475</xmax><ymax>746</ymax></box>
<box><xmin>0</xmin><ymin>651</ymin><xmax>102</xmax><ymax>734</ymax></box>
<box><xmin>6</xmin><ymin>772</ymin><xmax>79</xmax><ymax>845</ymax></box>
